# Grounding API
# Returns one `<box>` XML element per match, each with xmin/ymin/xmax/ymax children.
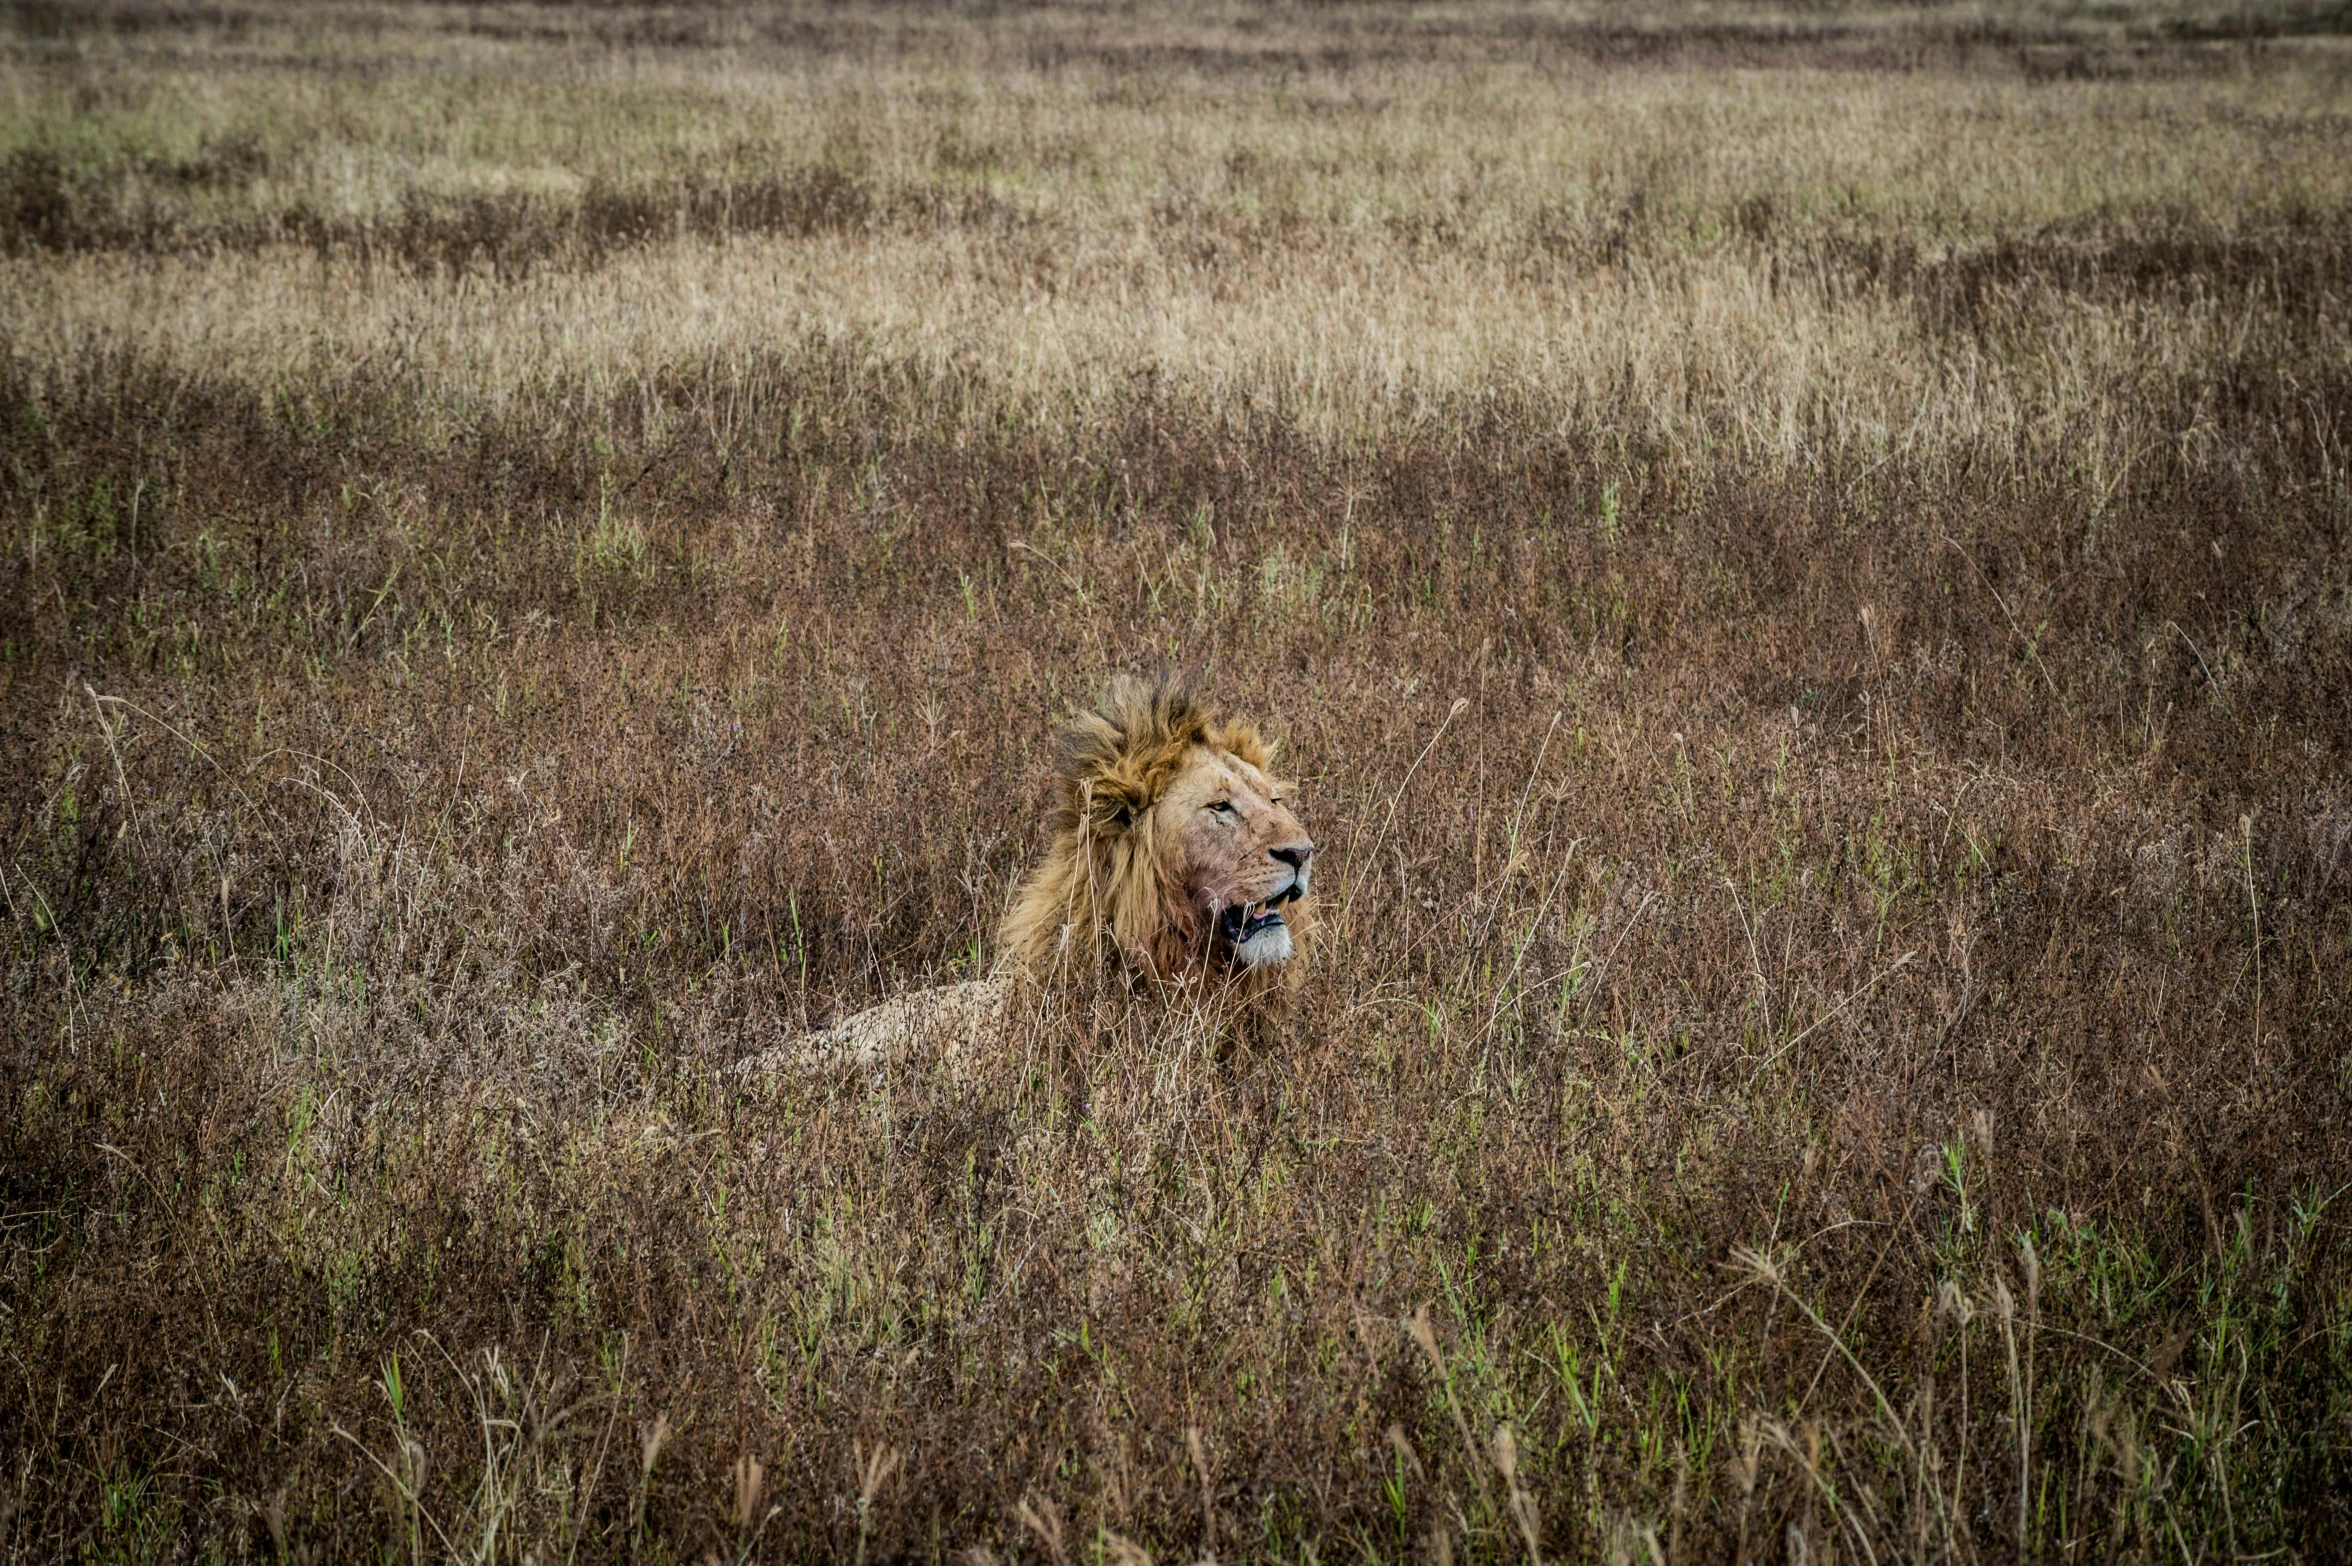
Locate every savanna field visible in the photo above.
<box><xmin>3</xmin><ymin>1</ymin><xmax>2351</xmax><ymax>1559</ymax></box>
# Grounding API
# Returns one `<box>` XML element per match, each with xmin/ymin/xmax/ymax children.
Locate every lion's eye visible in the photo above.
<box><xmin>1208</xmin><ymin>800</ymin><xmax>1236</xmax><ymax>818</ymax></box>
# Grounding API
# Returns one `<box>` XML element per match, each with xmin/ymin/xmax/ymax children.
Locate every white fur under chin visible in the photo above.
<box><xmin>1234</xmin><ymin>923</ymin><xmax>1294</xmax><ymax>965</ymax></box>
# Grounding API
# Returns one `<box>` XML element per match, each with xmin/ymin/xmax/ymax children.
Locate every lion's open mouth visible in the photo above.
<box><xmin>1217</xmin><ymin>900</ymin><xmax>1288</xmax><ymax>944</ymax></box>
<box><xmin>1215</xmin><ymin>879</ymin><xmax>1302</xmax><ymax>954</ymax></box>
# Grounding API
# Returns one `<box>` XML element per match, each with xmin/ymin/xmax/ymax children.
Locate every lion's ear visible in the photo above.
<box><xmin>1059</xmin><ymin>673</ymin><xmax>1210</xmax><ymax>839</ymax></box>
<box><xmin>1080</xmin><ymin>771</ymin><xmax>1154</xmax><ymax>836</ymax></box>
<box><xmin>1213</xmin><ymin>721</ymin><xmax>1273</xmax><ymax>772</ymax></box>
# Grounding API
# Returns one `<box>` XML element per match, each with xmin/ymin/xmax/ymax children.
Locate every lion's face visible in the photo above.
<box><xmin>1154</xmin><ymin>745</ymin><xmax>1314</xmax><ymax>969</ymax></box>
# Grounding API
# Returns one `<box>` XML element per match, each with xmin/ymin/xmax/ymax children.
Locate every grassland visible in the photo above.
<box><xmin>3</xmin><ymin>0</ymin><xmax>2350</xmax><ymax>1559</ymax></box>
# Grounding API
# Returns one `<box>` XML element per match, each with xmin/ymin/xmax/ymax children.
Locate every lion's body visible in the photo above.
<box><xmin>745</xmin><ymin>676</ymin><xmax>1313</xmax><ymax>1076</ymax></box>
<box><xmin>756</xmin><ymin>975</ymin><xmax>1012</xmax><ymax>1074</ymax></box>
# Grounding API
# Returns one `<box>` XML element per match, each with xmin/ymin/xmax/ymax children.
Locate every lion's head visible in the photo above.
<box><xmin>998</xmin><ymin>675</ymin><xmax>1314</xmax><ymax>992</ymax></box>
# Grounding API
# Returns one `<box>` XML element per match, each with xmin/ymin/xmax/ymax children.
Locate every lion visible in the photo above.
<box><xmin>743</xmin><ymin>674</ymin><xmax>1314</xmax><ymax>1074</ymax></box>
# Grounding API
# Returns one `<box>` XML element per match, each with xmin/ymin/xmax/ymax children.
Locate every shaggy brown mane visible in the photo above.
<box><xmin>998</xmin><ymin>674</ymin><xmax>1282</xmax><ymax>988</ymax></box>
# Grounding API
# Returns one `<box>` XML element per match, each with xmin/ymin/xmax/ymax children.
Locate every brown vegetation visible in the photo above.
<box><xmin>3</xmin><ymin>1</ymin><xmax>2349</xmax><ymax>1560</ymax></box>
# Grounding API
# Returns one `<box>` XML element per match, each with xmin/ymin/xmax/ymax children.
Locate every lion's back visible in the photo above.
<box><xmin>739</xmin><ymin>974</ymin><xmax>1012</xmax><ymax>1076</ymax></box>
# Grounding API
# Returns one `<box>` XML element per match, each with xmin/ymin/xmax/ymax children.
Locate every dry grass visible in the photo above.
<box><xmin>3</xmin><ymin>1</ymin><xmax>2350</xmax><ymax>1560</ymax></box>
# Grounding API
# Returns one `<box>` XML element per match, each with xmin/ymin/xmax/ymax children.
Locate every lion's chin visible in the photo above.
<box><xmin>1232</xmin><ymin>920</ymin><xmax>1293</xmax><ymax>966</ymax></box>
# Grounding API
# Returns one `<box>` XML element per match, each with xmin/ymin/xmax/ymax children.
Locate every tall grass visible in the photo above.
<box><xmin>3</xmin><ymin>1</ymin><xmax>2349</xmax><ymax>1559</ymax></box>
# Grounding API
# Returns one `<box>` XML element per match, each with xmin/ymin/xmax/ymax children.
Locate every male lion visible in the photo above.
<box><xmin>744</xmin><ymin>674</ymin><xmax>1313</xmax><ymax>1073</ymax></box>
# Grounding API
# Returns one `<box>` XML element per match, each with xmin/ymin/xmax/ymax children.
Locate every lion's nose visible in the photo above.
<box><xmin>1270</xmin><ymin>842</ymin><xmax>1313</xmax><ymax>871</ymax></box>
